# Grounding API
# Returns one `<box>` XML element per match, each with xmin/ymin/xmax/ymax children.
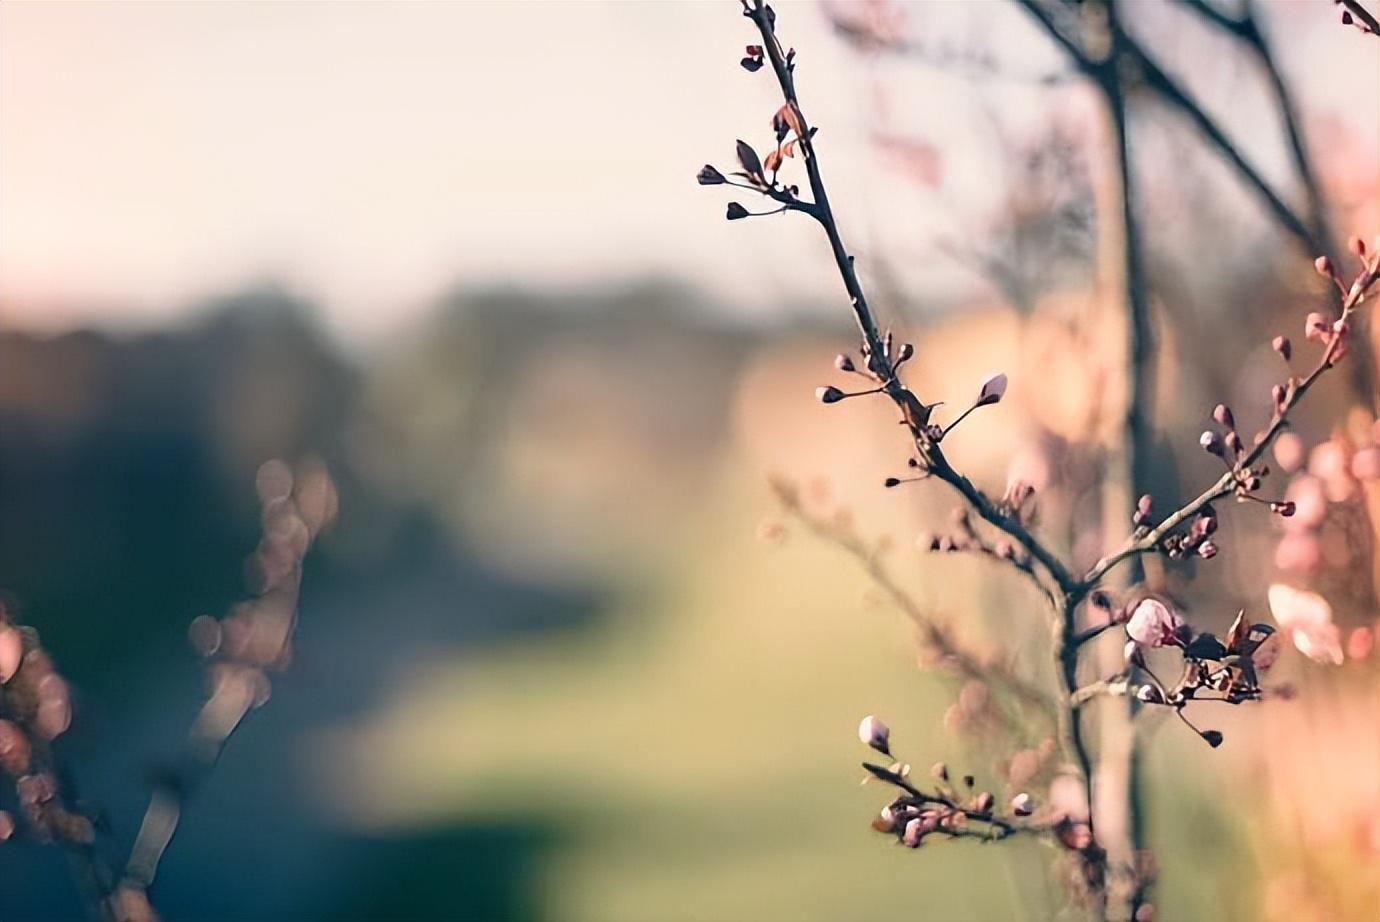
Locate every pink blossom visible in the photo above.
<box><xmin>1267</xmin><ymin>584</ymin><xmax>1344</xmax><ymax>665</ymax></box>
<box><xmin>1125</xmin><ymin>599</ymin><xmax>1182</xmax><ymax>647</ymax></box>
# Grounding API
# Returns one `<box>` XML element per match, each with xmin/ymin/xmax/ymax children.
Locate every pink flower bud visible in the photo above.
<box><xmin>834</xmin><ymin>354</ymin><xmax>855</xmax><ymax>373</ymax></box>
<box><xmin>858</xmin><ymin>715</ymin><xmax>890</xmax><ymax>755</ymax></box>
<box><xmin>1305</xmin><ymin>312</ymin><xmax>1329</xmax><ymax>341</ymax></box>
<box><xmin>1213</xmin><ymin>404</ymin><xmax>1235</xmax><ymax>429</ymax></box>
<box><xmin>1010</xmin><ymin>793</ymin><xmax>1034</xmax><ymax>816</ymax></box>
<box><xmin>1125</xmin><ymin>599</ymin><xmax>1183</xmax><ymax>648</ymax></box>
<box><xmin>976</xmin><ymin>373</ymin><xmax>1008</xmax><ymax>407</ymax></box>
<box><xmin>903</xmin><ymin>816</ymin><xmax>925</xmax><ymax>847</ymax></box>
<box><xmin>1272</xmin><ymin>335</ymin><xmax>1292</xmax><ymax>362</ymax></box>
<box><xmin>1200</xmin><ymin>431</ymin><xmax>1224</xmax><ymax>456</ymax></box>
<box><xmin>1314</xmin><ymin>255</ymin><xmax>1334</xmax><ymax>278</ymax></box>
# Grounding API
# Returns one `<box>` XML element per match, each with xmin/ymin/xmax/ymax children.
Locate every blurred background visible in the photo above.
<box><xmin>1</xmin><ymin>1</ymin><xmax>1378</xmax><ymax>920</ymax></box>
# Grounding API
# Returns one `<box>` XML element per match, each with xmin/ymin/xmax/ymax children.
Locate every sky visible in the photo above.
<box><xmin>1</xmin><ymin>1</ymin><xmax>1375</xmax><ymax>343</ymax></box>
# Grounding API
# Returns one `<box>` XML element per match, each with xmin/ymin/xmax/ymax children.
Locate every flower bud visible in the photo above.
<box><xmin>1010</xmin><ymin>793</ymin><xmax>1034</xmax><ymax>816</ymax></box>
<box><xmin>1213</xmin><ymin>404</ymin><xmax>1235</xmax><ymax>429</ymax></box>
<box><xmin>1200</xmin><ymin>729</ymin><xmax>1224</xmax><ymax>748</ymax></box>
<box><xmin>696</xmin><ymin>164</ymin><xmax>726</xmax><ymax>186</ymax></box>
<box><xmin>902</xmin><ymin>816</ymin><xmax>925</xmax><ymax>848</ymax></box>
<box><xmin>858</xmin><ymin>715</ymin><xmax>890</xmax><ymax>755</ymax></box>
<box><xmin>976</xmin><ymin>373</ymin><xmax>1008</xmax><ymax>407</ymax></box>
<box><xmin>1197</xmin><ymin>540</ymin><xmax>1218</xmax><ymax>560</ymax></box>
<box><xmin>725</xmin><ymin>202</ymin><xmax>749</xmax><ymax>221</ymax></box>
<box><xmin>896</xmin><ymin>343</ymin><xmax>914</xmax><ymax>363</ymax></box>
<box><xmin>1272</xmin><ymin>501</ymin><xmax>1296</xmax><ymax>517</ymax></box>
<box><xmin>834</xmin><ymin>353</ymin><xmax>855</xmax><ymax>373</ymax></box>
<box><xmin>1305</xmin><ymin>312</ymin><xmax>1329</xmax><ymax>341</ymax></box>
<box><xmin>1200</xmin><ymin>431</ymin><xmax>1224</xmax><ymax>456</ymax></box>
<box><xmin>974</xmin><ymin>791</ymin><xmax>995</xmax><ymax>813</ymax></box>
<box><xmin>1349</xmin><ymin>235</ymin><xmax>1367</xmax><ymax>258</ymax></box>
<box><xmin>815</xmin><ymin>386</ymin><xmax>844</xmax><ymax>404</ymax></box>
<box><xmin>930</xmin><ymin>761</ymin><xmax>948</xmax><ymax>782</ymax></box>
<box><xmin>1314</xmin><ymin>255</ymin><xmax>1335</xmax><ymax>278</ymax></box>
<box><xmin>1272</xmin><ymin>335</ymin><xmax>1292</xmax><ymax>362</ymax></box>
<box><xmin>1135</xmin><ymin>684</ymin><xmax>1165</xmax><ymax>704</ymax></box>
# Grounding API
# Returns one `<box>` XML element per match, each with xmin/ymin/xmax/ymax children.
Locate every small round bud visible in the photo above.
<box><xmin>1272</xmin><ymin>335</ymin><xmax>1292</xmax><ymax>362</ymax></box>
<box><xmin>1271</xmin><ymin>384</ymin><xmax>1287</xmax><ymax>409</ymax></box>
<box><xmin>1197</xmin><ymin>541</ymin><xmax>1218</xmax><ymax>559</ymax></box>
<box><xmin>1272</xmin><ymin>501</ymin><xmax>1296</xmax><ymax>517</ymax></box>
<box><xmin>896</xmin><ymin>343</ymin><xmax>914</xmax><ymax>362</ymax></box>
<box><xmin>1305</xmin><ymin>312</ymin><xmax>1329</xmax><ymax>341</ymax></box>
<box><xmin>834</xmin><ymin>353</ymin><xmax>855</xmax><ymax>373</ymax></box>
<box><xmin>1349</xmin><ymin>235</ymin><xmax>1367</xmax><ymax>258</ymax></box>
<box><xmin>902</xmin><ymin>817</ymin><xmax>925</xmax><ymax>848</ymax></box>
<box><xmin>974</xmin><ymin>791</ymin><xmax>995</xmax><ymax>813</ymax></box>
<box><xmin>1200</xmin><ymin>729</ymin><xmax>1224</xmax><ymax>748</ymax></box>
<box><xmin>725</xmin><ymin>202</ymin><xmax>749</xmax><ymax>221</ymax></box>
<box><xmin>1224</xmin><ymin>431</ymin><xmax>1242</xmax><ymax>456</ymax></box>
<box><xmin>1010</xmin><ymin>792</ymin><xmax>1034</xmax><ymax>816</ymax></box>
<box><xmin>815</xmin><ymin>385</ymin><xmax>845</xmax><ymax>404</ymax></box>
<box><xmin>1200</xmin><ymin>430</ymin><xmax>1224</xmax><ymax>456</ymax></box>
<box><xmin>1314</xmin><ymin>255</ymin><xmax>1335</xmax><ymax>278</ymax></box>
<box><xmin>883</xmin><ymin>477</ymin><xmax>901</xmax><ymax>489</ymax></box>
<box><xmin>930</xmin><ymin>761</ymin><xmax>949</xmax><ymax>782</ymax></box>
<box><xmin>858</xmin><ymin>715</ymin><xmax>890</xmax><ymax>755</ymax></box>
<box><xmin>1213</xmin><ymin>404</ymin><xmax>1235</xmax><ymax>429</ymax></box>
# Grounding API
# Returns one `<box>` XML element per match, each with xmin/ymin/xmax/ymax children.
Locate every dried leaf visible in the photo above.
<box><xmin>775</xmin><ymin>102</ymin><xmax>805</xmax><ymax>138</ymax></box>
<box><xmin>763</xmin><ymin>149</ymin><xmax>783</xmax><ymax>173</ymax></box>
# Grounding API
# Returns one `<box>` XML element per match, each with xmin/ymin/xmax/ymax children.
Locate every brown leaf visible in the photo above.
<box><xmin>763</xmin><ymin>149</ymin><xmax>783</xmax><ymax>173</ymax></box>
<box><xmin>775</xmin><ymin>103</ymin><xmax>805</xmax><ymax>138</ymax></box>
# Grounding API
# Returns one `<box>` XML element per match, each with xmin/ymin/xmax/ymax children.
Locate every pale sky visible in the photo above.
<box><xmin>1</xmin><ymin>1</ymin><xmax>1374</xmax><ymax>342</ymax></box>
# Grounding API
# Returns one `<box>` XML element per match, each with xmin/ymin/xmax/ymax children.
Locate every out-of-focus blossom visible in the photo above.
<box><xmin>1049</xmin><ymin>774</ymin><xmax>1089</xmax><ymax>823</ymax></box>
<box><xmin>1346</xmin><ymin>625</ymin><xmax>1375</xmax><ymax>660</ymax></box>
<box><xmin>1267</xmin><ymin>584</ymin><xmax>1343</xmax><ymax>665</ymax></box>
<box><xmin>1273</xmin><ymin>432</ymin><xmax>1305</xmax><ymax>472</ymax></box>
<box><xmin>0</xmin><ymin>626</ymin><xmax>22</xmax><ymax>683</ymax></box>
<box><xmin>1274</xmin><ymin>532</ymin><xmax>1322</xmax><ymax>574</ymax></box>
<box><xmin>1125</xmin><ymin>599</ymin><xmax>1182</xmax><ymax>647</ymax></box>
<box><xmin>1284</xmin><ymin>475</ymin><xmax>1328</xmax><ymax>529</ymax></box>
<box><xmin>1350</xmin><ymin>446</ymin><xmax>1380</xmax><ymax>481</ymax></box>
